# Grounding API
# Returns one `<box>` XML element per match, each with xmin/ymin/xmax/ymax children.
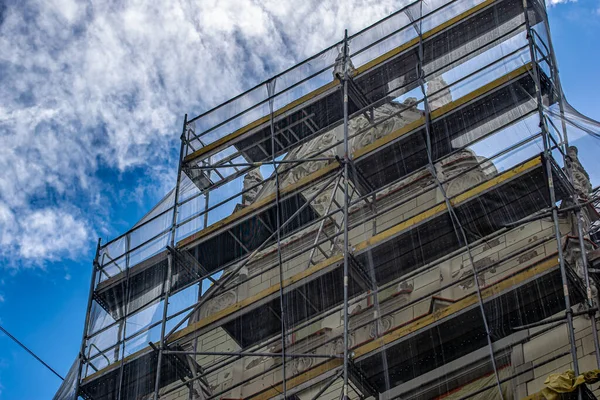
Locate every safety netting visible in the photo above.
<box><xmin>55</xmin><ymin>0</ymin><xmax>600</xmax><ymax>399</ymax></box>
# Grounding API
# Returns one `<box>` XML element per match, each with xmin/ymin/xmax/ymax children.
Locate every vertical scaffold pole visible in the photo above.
<box><xmin>154</xmin><ymin>114</ymin><xmax>188</xmax><ymax>399</ymax></box>
<box><xmin>522</xmin><ymin>0</ymin><xmax>580</xmax><ymax>375</ymax></box>
<box><xmin>342</xmin><ymin>28</ymin><xmax>351</xmax><ymax>400</ymax></box>
<box><xmin>268</xmin><ymin>78</ymin><xmax>288</xmax><ymax>398</ymax></box>
<box><xmin>74</xmin><ymin>238</ymin><xmax>102</xmax><ymax>399</ymax></box>
<box><xmin>116</xmin><ymin>235</ymin><xmax>132</xmax><ymax>399</ymax></box>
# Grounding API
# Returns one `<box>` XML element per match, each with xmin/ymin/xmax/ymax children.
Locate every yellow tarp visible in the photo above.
<box><xmin>524</xmin><ymin>370</ymin><xmax>600</xmax><ymax>400</ymax></box>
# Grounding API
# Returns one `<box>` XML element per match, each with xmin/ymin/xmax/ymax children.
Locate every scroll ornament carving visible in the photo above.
<box><xmin>435</xmin><ymin>149</ymin><xmax>497</xmax><ymax>198</ymax></box>
<box><xmin>205</xmin><ymin>291</ymin><xmax>236</xmax><ymax>316</ymax></box>
<box><xmin>369</xmin><ymin>315</ymin><xmax>394</xmax><ymax>339</ymax></box>
<box><xmin>286</xmin><ymin>130</ymin><xmax>337</xmax><ymax>187</ymax></box>
<box><xmin>350</xmin><ymin>98</ymin><xmax>422</xmax><ymax>154</ymax></box>
<box><xmin>291</xmin><ymin>354</ymin><xmax>314</xmax><ymax>374</ymax></box>
<box><xmin>328</xmin><ymin>335</ymin><xmax>354</xmax><ymax>357</ymax></box>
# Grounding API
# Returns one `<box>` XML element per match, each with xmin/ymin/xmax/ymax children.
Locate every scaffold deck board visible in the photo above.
<box><xmin>80</xmin><ymin>155</ymin><xmax>569</xmax><ymax>390</ymax></box>
<box><xmin>182</xmin><ymin>0</ymin><xmax>535</xmax><ymax>170</ymax></box>
<box><xmin>251</xmin><ymin>256</ymin><xmax>582</xmax><ymax>400</ymax></box>
<box><xmin>178</xmin><ymin>63</ymin><xmax>540</xmax><ymax>254</ymax></box>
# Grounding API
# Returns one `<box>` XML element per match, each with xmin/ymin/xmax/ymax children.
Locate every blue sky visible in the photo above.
<box><xmin>1</xmin><ymin>0</ymin><xmax>600</xmax><ymax>399</ymax></box>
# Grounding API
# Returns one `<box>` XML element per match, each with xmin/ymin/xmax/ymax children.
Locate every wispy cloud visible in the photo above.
<box><xmin>0</xmin><ymin>0</ymin><xmax>408</xmax><ymax>268</ymax></box>
<box><xmin>546</xmin><ymin>0</ymin><xmax>577</xmax><ymax>5</ymax></box>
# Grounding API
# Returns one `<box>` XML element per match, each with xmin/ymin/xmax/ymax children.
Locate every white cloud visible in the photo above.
<box><xmin>0</xmin><ymin>206</ymin><xmax>91</xmax><ymax>266</ymax></box>
<box><xmin>0</xmin><ymin>294</ymin><xmax>4</xmax><ymax>303</ymax></box>
<box><xmin>0</xmin><ymin>0</ymin><xmax>408</xmax><ymax>267</ymax></box>
<box><xmin>19</xmin><ymin>209</ymin><xmax>90</xmax><ymax>260</ymax></box>
<box><xmin>546</xmin><ymin>0</ymin><xmax>576</xmax><ymax>5</ymax></box>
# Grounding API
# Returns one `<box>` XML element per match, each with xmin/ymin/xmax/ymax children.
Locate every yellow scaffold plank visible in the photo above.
<box><xmin>175</xmin><ymin>156</ymin><xmax>541</xmax><ymax>342</ymax></box>
<box><xmin>355</xmin><ymin>0</ymin><xmax>496</xmax><ymax>75</ymax></box>
<box><xmin>168</xmin><ymin>253</ymin><xmax>345</xmax><ymax>342</ymax></box>
<box><xmin>178</xmin><ymin>63</ymin><xmax>533</xmax><ymax>251</ymax></box>
<box><xmin>183</xmin><ymin>0</ymin><xmax>500</xmax><ymax>165</ymax></box>
<box><xmin>353</xmin><ymin>62</ymin><xmax>533</xmax><ymax>160</ymax></box>
<box><xmin>183</xmin><ymin>81</ymin><xmax>339</xmax><ymax>164</ymax></box>
<box><xmin>177</xmin><ymin>162</ymin><xmax>339</xmax><ymax>248</ymax></box>
<box><xmin>252</xmin><ymin>255</ymin><xmax>558</xmax><ymax>400</ymax></box>
<box><xmin>82</xmin><ymin>156</ymin><xmax>542</xmax><ymax>384</ymax></box>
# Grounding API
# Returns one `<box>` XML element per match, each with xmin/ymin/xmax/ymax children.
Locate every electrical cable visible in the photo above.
<box><xmin>0</xmin><ymin>324</ymin><xmax>65</xmax><ymax>381</ymax></box>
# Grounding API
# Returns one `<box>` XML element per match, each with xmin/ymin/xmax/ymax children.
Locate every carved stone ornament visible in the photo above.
<box><xmin>368</xmin><ymin>315</ymin><xmax>394</xmax><ymax>339</ymax></box>
<box><xmin>567</xmin><ymin>146</ymin><xmax>592</xmax><ymax>199</ymax></box>
<box><xmin>283</xmin><ymin>130</ymin><xmax>337</xmax><ymax>189</ymax></box>
<box><xmin>205</xmin><ymin>291</ymin><xmax>236</xmax><ymax>316</ymax></box>
<box><xmin>565</xmin><ymin>241</ymin><xmax>598</xmax><ymax>312</ymax></box>
<box><xmin>452</xmin><ymin>266</ymin><xmax>485</xmax><ymax>291</ymax></box>
<box><xmin>332</xmin><ymin>47</ymin><xmax>356</xmax><ymax>80</ymax></box>
<box><xmin>291</xmin><ymin>354</ymin><xmax>315</xmax><ymax>374</ymax></box>
<box><xmin>350</xmin><ymin>98</ymin><xmax>422</xmax><ymax>154</ymax></box>
<box><xmin>242</xmin><ymin>169</ymin><xmax>264</xmax><ymax>205</ymax></box>
<box><xmin>328</xmin><ymin>335</ymin><xmax>354</xmax><ymax>357</ymax></box>
<box><xmin>434</xmin><ymin>149</ymin><xmax>497</xmax><ymax>198</ymax></box>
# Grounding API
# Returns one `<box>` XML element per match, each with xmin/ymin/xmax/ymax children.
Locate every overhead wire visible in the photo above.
<box><xmin>0</xmin><ymin>324</ymin><xmax>65</xmax><ymax>381</ymax></box>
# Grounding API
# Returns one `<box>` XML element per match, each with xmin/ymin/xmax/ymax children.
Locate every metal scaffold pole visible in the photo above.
<box><xmin>116</xmin><ymin>235</ymin><xmax>132</xmax><ymax>399</ymax></box>
<box><xmin>341</xmin><ymin>28</ymin><xmax>351</xmax><ymax>400</ymax></box>
<box><xmin>154</xmin><ymin>114</ymin><xmax>188</xmax><ymax>400</ymax></box>
<box><xmin>74</xmin><ymin>238</ymin><xmax>102</xmax><ymax>399</ymax></box>
<box><xmin>268</xmin><ymin>77</ymin><xmax>289</xmax><ymax>398</ymax></box>
<box><xmin>522</xmin><ymin>0</ymin><xmax>580</xmax><ymax>376</ymax></box>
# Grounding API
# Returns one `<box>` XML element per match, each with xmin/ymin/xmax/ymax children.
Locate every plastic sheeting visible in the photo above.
<box><xmin>54</xmin><ymin>0</ymin><xmax>600</xmax><ymax>399</ymax></box>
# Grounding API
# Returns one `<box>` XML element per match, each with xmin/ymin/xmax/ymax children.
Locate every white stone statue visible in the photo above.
<box><xmin>427</xmin><ymin>76</ymin><xmax>452</xmax><ymax>111</ymax></box>
<box><xmin>242</xmin><ymin>169</ymin><xmax>264</xmax><ymax>205</ymax></box>
<box><xmin>567</xmin><ymin>146</ymin><xmax>592</xmax><ymax>199</ymax></box>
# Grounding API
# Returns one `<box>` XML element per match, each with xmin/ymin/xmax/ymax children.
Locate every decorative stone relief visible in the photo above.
<box><xmin>242</xmin><ymin>169</ymin><xmax>264</xmax><ymax>205</ymax></box>
<box><xmin>567</xmin><ymin>146</ymin><xmax>592</xmax><ymax>199</ymax></box>
<box><xmin>452</xmin><ymin>266</ymin><xmax>485</xmax><ymax>291</ymax></box>
<box><xmin>350</xmin><ymin>98</ymin><xmax>423</xmax><ymax>154</ymax></box>
<box><xmin>368</xmin><ymin>315</ymin><xmax>394</xmax><ymax>339</ymax></box>
<box><xmin>204</xmin><ymin>291</ymin><xmax>236</xmax><ymax>317</ymax></box>
<box><xmin>434</xmin><ymin>149</ymin><xmax>498</xmax><ymax>198</ymax></box>
<box><xmin>565</xmin><ymin>240</ymin><xmax>598</xmax><ymax>313</ymax></box>
<box><xmin>291</xmin><ymin>354</ymin><xmax>315</xmax><ymax>375</ymax></box>
<box><xmin>328</xmin><ymin>335</ymin><xmax>354</xmax><ymax>357</ymax></box>
<box><xmin>282</xmin><ymin>130</ymin><xmax>338</xmax><ymax>189</ymax></box>
<box><xmin>332</xmin><ymin>47</ymin><xmax>356</xmax><ymax>80</ymax></box>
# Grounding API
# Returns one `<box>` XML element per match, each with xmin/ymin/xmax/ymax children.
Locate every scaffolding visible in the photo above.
<box><xmin>54</xmin><ymin>0</ymin><xmax>600</xmax><ymax>399</ymax></box>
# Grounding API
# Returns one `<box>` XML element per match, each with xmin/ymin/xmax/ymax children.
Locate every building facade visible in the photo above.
<box><xmin>54</xmin><ymin>0</ymin><xmax>600</xmax><ymax>399</ymax></box>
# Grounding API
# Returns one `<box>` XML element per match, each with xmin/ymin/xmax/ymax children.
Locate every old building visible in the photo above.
<box><xmin>54</xmin><ymin>0</ymin><xmax>600</xmax><ymax>399</ymax></box>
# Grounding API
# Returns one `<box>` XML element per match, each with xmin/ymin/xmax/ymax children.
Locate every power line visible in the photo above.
<box><xmin>0</xmin><ymin>324</ymin><xmax>64</xmax><ymax>381</ymax></box>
